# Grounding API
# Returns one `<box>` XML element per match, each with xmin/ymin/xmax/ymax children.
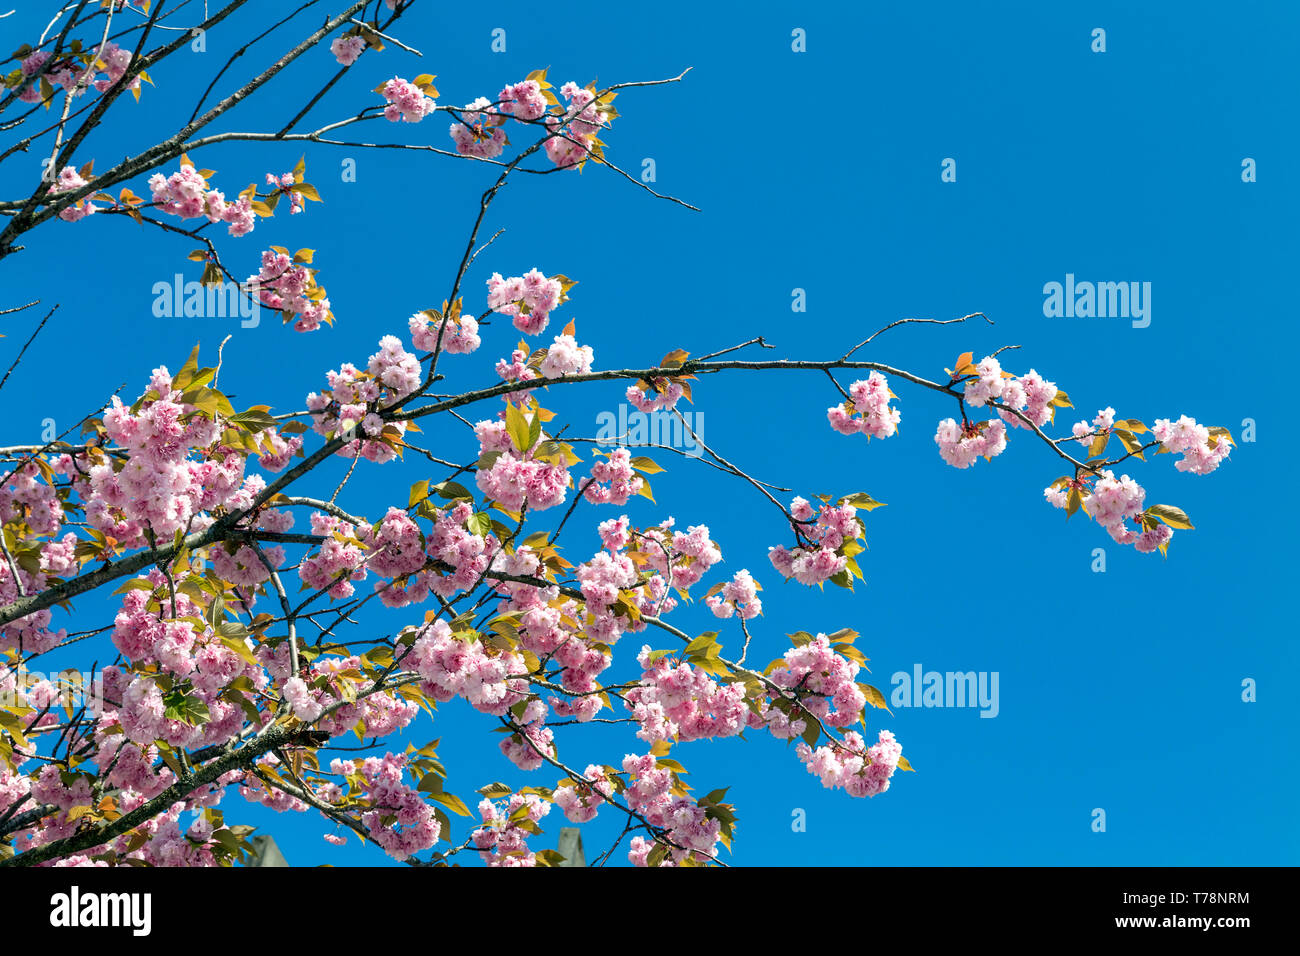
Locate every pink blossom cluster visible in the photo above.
<box><xmin>283</xmin><ymin>675</ymin><xmax>324</xmax><ymax>721</ymax></box>
<box><xmin>486</xmin><ymin>269</ymin><xmax>563</xmax><ymax>335</ymax></box>
<box><xmin>281</xmin><ymin>654</ymin><xmax>418</xmax><ymax>739</ymax></box>
<box><xmin>1045</xmin><ymin>471</ymin><xmax>1173</xmax><ymax>553</ymax></box>
<box><xmin>796</xmin><ymin>729</ymin><xmax>902</xmax><ymax>798</ymax></box>
<box><xmin>544</xmin><ymin>82</ymin><xmax>607</xmax><ymax>169</ymax></box>
<box><xmin>3</xmin><ymin>674</ymin><xmax>262</xmax><ymax>862</ymax></box>
<box><xmin>110</xmin><ymin>602</ymin><xmax>253</xmax><ymax>702</ymax></box>
<box><xmin>49</xmin><ymin>166</ymin><xmax>98</xmax><ymax>222</ymax></box>
<box><xmin>247</xmin><ymin>249</ymin><xmax>330</xmax><ymax>331</ymax></box>
<box><xmin>499</xmin><ymin>700</ymin><xmax>555</xmax><ymax>771</ymax></box>
<box><xmin>768</xmin><ymin>496</ymin><xmax>862</xmax><ymax>586</ymax></box>
<box><xmin>449</xmin><ymin>98</ymin><xmax>507</xmax><ymax>159</ymax></box>
<box><xmin>84</xmin><ymin>366</ymin><xmax>270</xmax><ymax>548</ymax></box>
<box><xmin>598</xmin><ymin>514</ymin><xmax>632</xmax><ymax>551</ymax></box>
<box><xmin>93</xmin><ymin>730</ymin><xmax>174</xmax><ymax>801</ymax></box>
<box><xmin>92</xmin><ymin>41</ymin><xmax>137</xmax><ymax>93</ymax></box>
<box><xmin>1</xmin><ymin>460</ymin><xmax>65</xmax><ymax>537</ymax></box>
<box><xmin>582</xmin><ymin>448</ymin><xmax>643</xmax><ymax>505</ymax></box>
<box><xmin>473</xmin><ymin>416</ymin><xmax>570</xmax><ymax>512</ymax></box>
<box><xmin>472</xmin><ymin>793</ymin><xmax>550</xmax><ymax>866</ymax></box>
<box><xmin>997</xmin><ymin>368</ymin><xmax>1059</xmax><ymax>429</ymax></box>
<box><xmin>765</xmin><ymin>633</ymin><xmax>866</xmax><ymax>729</ymax></box>
<box><xmin>706</xmin><ymin>569</ymin><xmax>762</xmax><ymax>619</ymax></box>
<box><xmin>304</xmin><ymin>344</ymin><xmax>417</xmax><ymax>462</ymax></box>
<box><xmin>30</xmin><ymin>765</ymin><xmax>92</xmax><ymax>812</ymax></box>
<box><xmin>33</xmin><ymin>800</ymin><xmax>229</xmax><ymax>866</ymax></box>
<box><xmin>113</xmin><ymin>678</ymin><xmax>231</xmax><ymax>753</ymax></box>
<box><xmin>422</xmin><ymin>500</ymin><xmax>501</xmax><ymax>599</ymax></box>
<box><xmin>962</xmin><ymin>355</ymin><xmax>1009</xmax><ymax>407</ymax></box>
<box><xmin>622</xmin><ymin>753</ymin><xmax>721</xmax><ymax>865</ymax></box>
<box><xmin>1152</xmin><ymin>415</ymin><xmax>1232</xmax><ymax>475</ymax></box>
<box><xmin>539</xmin><ymin>333</ymin><xmax>593</xmax><ymax>378</ymax></box>
<box><xmin>406</xmin><ymin>620</ymin><xmax>529</xmax><ymax>716</ymax></box>
<box><xmin>1072</xmin><ymin>407</ymin><xmax>1116</xmax><ymax>445</ymax></box>
<box><xmin>827</xmin><ymin>372</ymin><xmax>900</xmax><ymax>438</ymax></box>
<box><xmin>17</xmin><ymin>50</ymin><xmax>75</xmax><ymax>102</ymax></box>
<box><xmin>345</xmin><ymin>753</ymin><xmax>441</xmax><ymax>861</ymax></box>
<box><xmin>147</xmin><ymin>162</ymin><xmax>256</xmax><ymax>236</ymax></box>
<box><xmin>366</xmin><ymin>334</ymin><xmax>422</xmax><ymax>399</ymax></box>
<box><xmin>239</xmin><ymin>754</ymin><xmax>308</xmax><ymax>812</ymax></box>
<box><xmin>575</xmin><ymin>549</ymin><xmax>638</xmax><ymax>609</ymax></box>
<box><xmin>486</xmin><ymin>549</ymin><xmax>613</xmax><ymax>689</ymax></box>
<box><xmin>208</xmin><ymin>540</ymin><xmax>283</xmax><ymax>590</ymax></box>
<box><xmin>934</xmin><ymin>417</ymin><xmax>1008</xmax><ymax>468</ymax></box>
<box><xmin>625</xmin><ymin>645</ymin><xmax>748</xmax><ymax>743</ymax></box>
<box><xmin>553</xmin><ymin>631</ymin><xmax>615</xmax><ymax>693</ymax></box>
<box><xmin>255</xmin><ymin>428</ymin><xmax>303</xmax><ymax>472</ymax></box>
<box><xmin>380</xmin><ymin>76</ymin><xmax>436</xmax><ymax>123</ymax></box>
<box><xmin>549</xmin><ymin>694</ymin><xmax>603</xmax><ymax>722</ymax></box>
<box><xmin>265</xmin><ymin>171</ymin><xmax>305</xmax><ymax>215</ymax></box>
<box><xmin>637</xmin><ymin>519</ymin><xmax>722</xmax><ymax>590</ymax></box>
<box><xmin>330</xmin><ymin>35</ymin><xmax>366</xmax><ymax>66</ymax></box>
<box><xmin>626</xmin><ymin>378</ymin><xmax>684</xmax><ymax>413</ymax></box>
<box><xmin>498</xmin><ymin>79</ymin><xmax>548</xmax><ymax>120</ymax></box>
<box><xmin>570</xmin><ymin>543</ymin><xmax>656</xmax><ymax>646</ymax></box>
<box><xmin>494</xmin><ymin>349</ymin><xmax>540</xmax><ymax>406</ymax></box>
<box><xmin>16</xmin><ymin>42</ymin><xmax>137</xmax><ymax>104</ymax></box>
<box><xmin>409</xmin><ymin>310</ymin><xmax>481</xmax><ymax>354</ymax></box>
<box><xmin>360</xmin><ymin>506</ymin><xmax>426</xmax><ymax>578</ymax></box>
<box><xmin>0</xmin><ymin>468</ymin><xmax>73</xmax><ymax>655</ymax></box>
<box><xmin>554</xmin><ymin>765</ymin><xmax>613</xmax><ymax>823</ymax></box>
<box><xmin>298</xmin><ymin>512</ymin><xmax>369</xmax><ymax>599</ymax></box>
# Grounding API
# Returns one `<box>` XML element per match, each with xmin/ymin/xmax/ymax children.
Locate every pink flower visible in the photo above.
<box><xmin>380</xmin><ymin>77</ymin><xmax>436</xmax><ymax>123</ymax></box>
<box><xmin>486</xmin><ymin>269</ymin><xmax>563</xmax><ymax>334</ymax></box>
<box><xmin>1152</xmin><ymin>415</ymin><xmax>1232</xmax><ymax>475</ymax></box>
<box><xmin>330</xmin><ymin>35</ymin><xmax>366</xmax><ymax>66</ymax></box>
<box><xmin>449</xmin><ymin>98</ymin><xmax>507</xmax><ymax>158</ymax></box>
<box><xmin>934</xmin><ymin>417</ymin><xmax>1007</xmax><ymax>468</ymax></box>
<box><xmin>539</xmin><ymin>333</ymin><xmax>593</xmax><ymax>378</ymax></box>
<box><xmin>498</xmin><ymin>79</ymin><xmax>547</xmax><ymax>121</ymax></box>
<box><xmin>826</xmin><ymin>372</ymin><xmax>900</xmax><ymax>439</ymax></box>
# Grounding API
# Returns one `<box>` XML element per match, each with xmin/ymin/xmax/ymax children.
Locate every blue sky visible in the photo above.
<box><xmin>1</xmin><ymin>0</ymin><xmax>1296</xmax><ymax>866</ymax></box>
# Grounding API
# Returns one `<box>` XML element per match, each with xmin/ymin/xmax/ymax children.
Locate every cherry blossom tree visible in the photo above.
<box><xmin>0</xmin><ymin>1</ymin><xmax>1233</xmax><ymax>867</ymax></box>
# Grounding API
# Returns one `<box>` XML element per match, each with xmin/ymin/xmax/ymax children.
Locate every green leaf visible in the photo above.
<box><xmin>1065</xmin><ymin>487</ymin><xmax>1083</xmax><ymax>518</ymax></box>
<box><xmin>409</xmin><ymin>479</ymin><xmax>430</xmax><ymax>508</ymax></box>
<box><xmin>228</xmin><ymin>407</ymin><xmax>277</xmax><ymax>432</ymax></box>
<box><xmin>504</xmin><ymin>403</ymin><xmax>532</xmax><ymax>453</ymax></box>
<box><xmin>171</xmin><ymin>345</ymin><xmax>202</xmax><ymax>390</ymax></box>
<box><xmin>1113</xmin><ymin>428</ymin><xmax>1145</xmax><ymax>460</ymax></box>
<box><xmin>433</xmin><ymin>480</ymin><xmax>474</xmax><ymax>501</ymax></box>
<box><xmin>1146</xmin><ymin>504</ymin><xmax>1194</xmax><ymax>530</ymax></box>
<box><xmin>684</xmin><ymin>632</ymin><xmax>719</xmax><ymax>657</ymax></box>
<box><xmin>428</xmin><ymin>791</ymin><xmax>472</xmax><ymax>817</ymax></box>
<box><xmin>629</xmin><ymin>456</ymin><xmax>664</xmax><ymax>474</ymax></box>
<box><xmin>466</xmin><ymin>512</ymin><xmax>492</xmax><ymax>537</ymax></box>
<box><xmin>1088</xmin><ymin>431</ymin><xmax>1110</xmax><ymax>458</ymax></box>
<box><xmin>841</xmin><ymin>491</ymin><xmax>887</xmax><ymax>511</ymax></box>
